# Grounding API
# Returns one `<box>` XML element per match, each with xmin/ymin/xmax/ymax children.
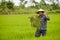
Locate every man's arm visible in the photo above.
<box><xmin>44</xmin><ymin>12</ymin><xmax>50</xmax><ymax>20</ymax></box>
<box><xmin>44</xmin><ymin>15</ymin><xmax>50</xmax><ymax>20</ymax></box>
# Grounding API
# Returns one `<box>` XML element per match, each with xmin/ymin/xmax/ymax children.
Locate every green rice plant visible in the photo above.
<box><xmin>30</xmin><ymin>15</ymin><xmax>40</xmax><ymax>29</ymax></box>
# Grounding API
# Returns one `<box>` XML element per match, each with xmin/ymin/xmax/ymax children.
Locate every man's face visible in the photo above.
<box><xmin>38</xmin><ymin>11</ymin><xmax>43</xmax><ymax>15</ymax></box>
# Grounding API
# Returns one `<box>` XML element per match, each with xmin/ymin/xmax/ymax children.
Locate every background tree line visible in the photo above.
<box><xmin>0</xmin><ymin>0</ymin><xmax>60</xmax><ymax>15</ymax></box>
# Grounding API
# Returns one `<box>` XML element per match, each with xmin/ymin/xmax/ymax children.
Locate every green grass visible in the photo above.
<box><xmin>0</xmin><ymin>14</ymin><xmax>60</xmax><ymax>40</ymax></box>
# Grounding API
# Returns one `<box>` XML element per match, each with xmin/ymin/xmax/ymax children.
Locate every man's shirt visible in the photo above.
<box><xmin>38</xmin><ymin>15</ymin><xmax>50</xmax><ymax>30</ymax></box>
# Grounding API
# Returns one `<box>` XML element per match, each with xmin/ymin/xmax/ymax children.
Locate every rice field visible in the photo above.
<box><xmin>0</xmin><ymin>14</ymin><xmax>60</xmax><ymax>40</ymax></box>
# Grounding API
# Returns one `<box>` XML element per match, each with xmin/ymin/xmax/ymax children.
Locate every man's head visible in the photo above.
<box><xmin>37</xmin><ymin>9</ymin><xmax>45</xmax><ymax>15</ymax></box>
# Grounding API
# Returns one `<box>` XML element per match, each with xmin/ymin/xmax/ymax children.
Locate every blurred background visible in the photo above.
<box><xmin>0</xmin><ymin>0</ymin><xmax>60</xmax><ymax>15</ymax></box>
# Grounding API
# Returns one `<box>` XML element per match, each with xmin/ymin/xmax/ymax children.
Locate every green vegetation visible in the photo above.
<box><xmin>0</xmin><ymin>1</ymin><xmax>14</xmax><ymax>9</ymax></box>
<box><xmin>0</xmin><ymin>13</ymin><xmax>60</xmax><ymax>40</ymax></box>
<box><xmin>0</xmin><ymin>0</ymin><xmax>60</xmax><ymax>40</ymax></box>
<box><xmin>30</xmin><ymin>15</ymin><xmax>40</xmax><ymax>28</ymax></box>
<box><xmin>0</xmin><ymin>0</ymin><xmax>60</xmax><ymax>15</ymax></box>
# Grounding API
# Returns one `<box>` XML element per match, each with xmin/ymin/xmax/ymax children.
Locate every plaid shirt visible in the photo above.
<box><xmin>38</xmin><ymin>15</ymin><xmax>50</xmax><ymax>30</ymax></box>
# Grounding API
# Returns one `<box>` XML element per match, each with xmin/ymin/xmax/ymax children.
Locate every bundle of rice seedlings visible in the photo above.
<box><xmin>30</xmin><ymin>15</ymin><xmax>40</xmax><ymax>29</ymax></box>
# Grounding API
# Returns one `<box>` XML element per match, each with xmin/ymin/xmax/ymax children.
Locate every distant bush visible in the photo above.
<box><xmin>19</xmin><ymin>4</ymin><xmax>25</xmax><ymax>9</ymax></box>
<box><xmin>56</xmin><ymin>10</ymin><xmax>60</xmax><ymax>13</ymax></box>
<box><xmin>48</xmin><ymin>10</ymin><xmax>60</xmax><ymax>13</ymax></box>
<box><xmin>7</xmin><ymin>1</ymin><xmax>14</xmax><ymax>9</ymax></box>
<box><xmin>0</xmin><ymin>1</ymin><xmax>14</xmax><ymax>15</ymax></box>
<box><xmin>51</xmin><ymin>3</ymin><xmax>60</xmax><ymax>10</ymax></box>
<box><xmin>0</xmin><ymin>1</ymin><xmax>14</xmax><ymax>10</ymax></box>
<box><xmin>0</xmin><ymin>2</ymin><xmax>7</xmax><ymax>10</ymax></box>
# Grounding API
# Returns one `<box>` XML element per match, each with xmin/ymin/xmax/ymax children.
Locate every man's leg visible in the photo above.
<box><xmin>41</xmin><ymin>30</ymin><xmax>46</xmax><ymax>36</ymax></box>
<box><xmin>35</xmin><ymin>29</ymin><xmax>41</xmax><ymax>37</ymax></box>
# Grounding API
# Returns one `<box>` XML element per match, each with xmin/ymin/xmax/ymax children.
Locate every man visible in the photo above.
<box><xmin>35</xmin><ymin>9</ymin><xmax>50</xmax><ymax>37</ymax></box>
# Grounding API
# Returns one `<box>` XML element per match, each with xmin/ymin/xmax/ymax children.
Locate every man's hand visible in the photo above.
<box><xmin>44</xmin><ymin>11</ymin><xmax>47</xmax><ymax>15</ymax></box>
<box><xmin>44</xmin><ymin>11</ymin><xmax>47</xmax><ymax>17</ymax></box>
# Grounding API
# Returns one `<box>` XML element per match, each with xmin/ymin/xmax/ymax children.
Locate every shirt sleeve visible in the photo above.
<box><xmin>44</xmin><ymin>16</ymin><xmax>50</xmax><ymax>21</ymax></box>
